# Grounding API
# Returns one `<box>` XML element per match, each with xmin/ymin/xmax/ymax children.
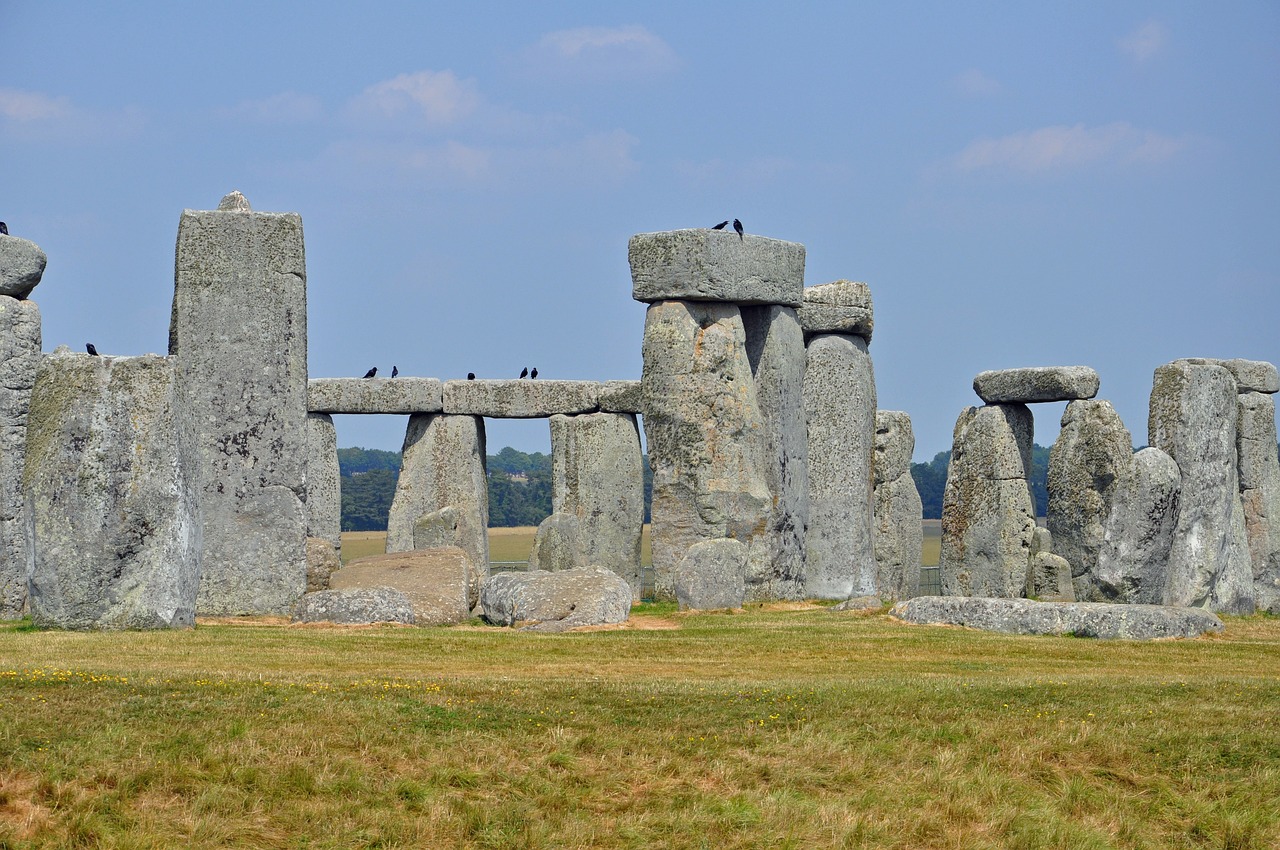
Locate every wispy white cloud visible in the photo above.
<box><xmin>221</xmin><ymin>91</ymin><xmax>323</xmax><ymax>124</ymax></box>
<box><xmin>0</xmin><ymin>87</ymin><xmax>143</xmax><ymax>142</ymax></box>
<box><xmin>1118</xmin><ymin>20</ymin><xmax>1168</xmax><ymax>63</ymax></box>
<box><xmin>524</xmin><ymin>25</ymin><xmax>678</xmax><ymax>79</ymax></box>
<box><xmin>952</xmin><ymin>69</ymin><xmax>1002</xmax><ymax>98</ymax></box>
<box><xmin>351</xmin><ymin>70</ymin><xmax>482</xmax><ymax>127</ymax></box>
<box><xmin>0</xmin><ymin>88</ymin><xmax>73</xmax><ymax>122</ymax></box>
<box><xmin>952</xmin><ymin>122</ymin><xmax>1187</xmax><ymax>173</ymax></box>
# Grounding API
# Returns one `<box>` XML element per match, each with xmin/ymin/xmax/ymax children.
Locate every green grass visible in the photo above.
<box><xmin>2</xmin><ymin>610</ymin><xmax>1277</xmax><ymax>848</ymax></box>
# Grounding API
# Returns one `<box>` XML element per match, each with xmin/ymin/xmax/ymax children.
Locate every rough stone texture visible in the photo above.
<box><xmin>305</xmin><ymin>537</ymin><xmax>340</xmax><ymax>592</ymax></box>
<box><xmin>1026</xmin><ymin>553</ymin><xmax>1075</xmax><ymax>601</ymax></box>
<box><xmin>549</xmin><ymin>413</ymin><xmax>644</xmax><ymax>595</ymax></box>
<box><xmin>25</xmin><ymin>353</ymin><xmax>198</xmax><ymax>629</ymax></box>
<box><xmin>890</xmin><ymin>597</ymin><xmax>1223</xmax><ymax>640</ymax></box>
<box><xmin>386</xmin><ymin>414</ymin><xmax>488</xmax><ymax>608</ymax></box>
<box><xmin>0</xmin><ymin>234</ymin><xmax>47</xmax><ymax>299</ymax></box>
<box><xmin>873</xmin><ymin>411</ymin><xmax>922</xmax><ymax>600</ymax></box>
<box><xmin>1092</xmin><ymin>448</ymin><xmax>1181</xmax><ymax>605</ymax></box>
<box><xmin>442</xmin><ymin>380</ymin><xmax>599</xmax><ymax>418</ymax></box>
<box><xmin>330</xmin><ymin>549</ymin><xmax>472</xmax><ymax>626</ymax></box>
<box><xmin>308</xmin><ymin>378</ymin><xmax>443</xmax><ymax>414</ymax></box>
<box><xmin>741</xmin><ymin>305</ymin><xmax>808</xmax><ymax>600</ymax></box>
<box><xmin>1149</xmin><ymin>361</ymin><xmax>1255</xmax><ymax>613</ymax></box>
<box><xmin>480</xmin><ymin>566</ymin><xmax>632</xmax><ymax>629</ymax></box>
<box><xmin>1237</xmin><ymin>391</ymin><xmax>1280</xmax><ymax>612</ymax></box>
<box><xmin>528</xmin><ymin>512</ymin><xmax>585</xmax><ymax>572</ymax></box>
<box><xmin>412</xmin><ymin>506</ymin><xmax>462</xmax><ymax>551</ymax></box>
<box><xmin>795</xmin><ymin>280</ymin><xmax>874</xmax><ymax>341</ymax></box>
<box><xmin>171</xmin><ymin>197</ymin><xmax>308</xmax><ymax>615</ymax></box>
<box><xmin>1046</xmin><ymin>400</ymin><xmax>1133</xmax><ymax>596</ymax></box>
<box><xmin>830</xmin><ymin>595</ymin><xmax>883</xmax><ymax>611</ymax></box>
<box><xmin>598</xmin><ymin>380</ymin><xmax>643</xmax><ymax>414</ymax></box>
<box><xmin>1177</xmin><ymin>358</ymin><xmax>1278</xmax><ymax>394</ymax></box>
<box><xmin>629</xmin><ymin>229</ymin><xmax>805</xmax><ymax>306</ymax></box>
<box><xmin>973</xmin><ymin>366</ymin><xmax>1100</xmax><ymax>405</ymax></box>
<box><xmin>306</xmin><ymin>413</ymin><xmax>341</xmax><ymax>549</ymax></box>
<box><xmin>674</xmin><ymin>538</ymin><xmax>747</xmax><ymax>610</ymax></box>
<box><xmin>0</xmin><ymin>295</ymin><xmax>40</xmax><ymax>617</ymax></box>
<box><xmin>292</xmin><ymin>587</ymin><xmax>415</xmax><ymax>625</ymax></box>
<box><xmin>940</xmin><ymin>404</ymin><xmax>1036</xmax><ymax>598</ymax></box>
<box><xmin>641</xmin><ymin>300</ymin><xmax>775</xmax><ymax>601</ymax></box>
<box><xmin>804</xmin><ymin>333</ymin><xmax>877</xmax><ymax>599</ymax></box>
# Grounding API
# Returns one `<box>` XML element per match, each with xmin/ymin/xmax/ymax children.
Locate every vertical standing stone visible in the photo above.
<box><xmin>804</xmin><ymin>333</ymin><xmax>876</xmax><ymax>598</ymax></box>
<box><xmin>386</xmin><ymin>413</ymin><xmax>489</xmax><ymax>607</ymax></box>
<box><xmin>1237</xmin><ymin>391</ymin><xmax>1280</xmax><ymax>613</ymax></box>
<box><xmin>1093</xmin><ymin>447</ymin><xmax>1181</xmax><ymax>604</ymax></box>
<box><xmin>306</xmin><ymin>413</ymin><xmax>341</xmax><ymax>549</ymax></box>
<box><xmin>641</xmin><ymin>300</ymin><xmax>775</xmax><ymax>601</ymax></box>
<box><xmin>0</xmin><ymin>295</ymin><xmax>40</xmax><ymax>618</ymax></box>
<box><xmin>549</xmin><ymin>412</ymin><xmax>644</xmax><ymax>598</ymax></box>
<box><xmin>741</xmin><ymin>305</ymin><xmax>808</xmax><ymax>600</ymax></box>
<box><xmin>939</xmin><ymin>403</ymin><xmax>1036</xmax><ymax>598</ymax></box>
<box><xmin>872</xmin><ymin>411</ymin><xmax>923</xmax><ymax>599</ymax></box>
<box><xmin>1149</xmin><ymin>361</ymin><xmax>1254</xmax><ymax>613</ymax></box>
<box><xmin>25</xmin><ymin>352</ymin><xmax>198</xmax><ymax>629</ymax></box>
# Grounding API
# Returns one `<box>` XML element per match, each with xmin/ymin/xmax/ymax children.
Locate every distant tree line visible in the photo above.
<box><xmin>912</xmin><ymin>444</ymin><xmax>1058</xmax><ymax>520</ymax></box>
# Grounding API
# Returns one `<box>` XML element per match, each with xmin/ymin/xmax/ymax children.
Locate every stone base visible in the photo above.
<box><xmin>890</xmin><ymin>597</ymin><xmax>1223</xmax><ymax>640</ymax></box>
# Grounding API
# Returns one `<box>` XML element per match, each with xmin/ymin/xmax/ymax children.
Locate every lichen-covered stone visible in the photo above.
<box><xmin>1177</xmin><ymin>358</ymin><xmax>1278</xmax><ymax>394</ymax></box>
<box><xmin>306</xmin><ymin>413</ymin><xmax>340</xmax><ymax>548</ymax></box>
<box><xmin>598</xmin><ymin>380</ymin><xmax>642</xmax><ymax>414</ymax></box>
<box><xmin>442</xmin><ymin>379</ymin><xmax>599</xmax><ymax>418</ymax></box>
<box><xmin>480</xmin><ymin>566</ymin><xmax>632</xmax><ymax>629</ymax></box>
<box><xmin>0</xmin><ymin>295</ymin><xmax>40</xmax><ymax>618</ymax></box>
<box><xmin>1237</xmin><ymin>392</ymin><xmax>1280</xmax><ymax>612</ymax></box>
<box><xmin>528</xmin><ymin>512</ymin><xmax>585</xmax><ymax>572</ymax></box>
<box><xmin>873</xmin><ymin>411</ymin><xmax>922</xmax><ymax>600</ymax></box>
<box><xmin>629</xmin><ymin>229</ymin><xmax>805</xmax><ymax>306</ymax></box>
<box><xmin>25</xmin><ymin>353</ymin><xmax>198</xmax><ymax>629</ymax></box>
<box><xmin>0</xmin><ymin>234</ymin><xmax>47</xmax><ymax>299</ymax></box>
<box><xmin>795</xmin><ymin>280</ymin><xmax>873</xmax><ymax>341</ymax></box>
<box><xmin>308</xmin><ymin>378</ymin><xmax>443</xmax><ymax>414</ymax></box>
<box><xmin>1149</xmin><ymin>361</ymin><xmax>1254</xmax><ymax>613</ymax></box>
<box><xmin>171</xmin><ymin>198</ymin><xmax>308</xmax><ymax>615</ymax></box>
<box><xmin>292</xmin><ymin>587</ymin><xmax>415</xmax><ymax>625</ymax></box>
<box><xmin>973</xmin><ymin>366</ymin><xmax>1100</xmax><ymax>405</ymax></box>
<box><xmin>1027</xmin><ymin>553</ymin><xmax>1075</xmax><ymax>601</ymax></box>
<box><xmin>1093</xmin><ymin>448</ymin><xmax>1181</xmax><ymax>604</ymax></box>
<box><xmin>412</xmin><ymin>506</ymin><xmax>462</xmax><ymax>550</ymax></box>
<box><xmin>890</xmin><ymin>596</ymin><xmax>1223</xmax><ymax>640</ymax></box>
<box><xmin>330</xmin><ymin>549</ymin><xmax>472</xmax><ymax>626</ymax></box>
<box><xmin>675</xmin><ymin>538</ymin><xmax>747</xmax><ymax>610</ymax></box>
<box><xmin>804</xmin><ymin>333</ymin><xmax>877</xmax><ymax>599</ymax></box>
<box><xmin>940</xmin><ymin>404</ymin><xmax>1036</xmax><ymax>598</ymax></box>
<box><xmin>305</xmin><ymin>537</ymin><xmax>340</xmax><ymax>593</ymax></box>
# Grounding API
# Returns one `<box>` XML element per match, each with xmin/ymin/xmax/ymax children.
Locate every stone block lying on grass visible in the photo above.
<box><xmin>329</xmin><ymin>548</ymin><xmax>472</xmax><ymax>626</ymax></box>
<box><xmin>292</xmin><ymin>587</ymin><xmax>415</xmax><ymax>625</ymax></box>
<box><xmin>889</xmin><ymin>597</ymin><xmax>1223</xmax><ymax>640</ymax></box>
<box><xmin>480</xmin><ymin>566</ymin><xmax>631</xmax><ymax>631</ymax></box>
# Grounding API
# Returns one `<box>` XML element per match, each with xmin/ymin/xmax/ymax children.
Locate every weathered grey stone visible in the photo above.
<box><xmin>629</xmin><ymin>229</ymin><xmax>805</xmax><ymax>306</ymax></box>
<box><xmin>308</xmin><ymin>378</ymin><xmax>443</xmax><ymax>414</ymax></box>
<box><xmin>1093</xmin><ymin>448</ymin><xmax>1181</xmax><ymax>605</ymax></box>
<box><xmin>795</xmin><ymin>280</ymin><xmax>874</xmax><ymax>341</ymax></box>
<box><xmin>549</xmin><ymin>413</ymin><xmax>644</xmax><ymax>595</ymax></box>
<box><xmin>412</xmin><ymin>506</ymin><xmax>462</xmax><ymax>550</ymax></box>
<box><xmin>1030</xmin><ymin>526</ymin><xmax>1053</xmax><ymax>558</ymax></box>
<box><xmin>599</xmin><ymin>380</ymin><xmax>643</xmax><ymax>414</ymax></box>
<box><xmin>0</xmin><ymin>295</ymin><xmax>40</xmax><ymax>618</ymax></box>
<box><xmin>292</xmin><ymin>587</ymin><xmax>415</xmax><ymax>625</ymax></box>
<box><xmin>804</xmin><ymin>333</ymin><xmax>877</xmax><ymax>599</ymax></box>
<box><xmin>890</xmin><ymin>596</ymin><xmax>1223</xmax><ymax>640</ymax></box>
<box><xmin>939</xmin><ymin>404</ymin><xmax>1036</xmax><ymax>598</ymax></box>
<box><xmin>528</xmin><ymin>512</ymin><xmax>585</xmax><ymax>572</ymax></box>
<box><xmin>171</xmin><ymin>197</ymin><xmax>308</xmax><ymax>615</ymax></box>
<box><xmin>442</xmin><ymin>379</ymin><xmax>599</xmax><ymax>418</ymax></box>
<box><xmin>1237</xmin><ymin>392</ymin><xmax>1280</xmax><ymax>613</ymax></box>
<box><xmin>1026</xmin><ymin>553</ymin><xmax>1075</xmax><ymax>601</ymax></box>
<box><xmin>641</xmin><ymin>300</ymin><xmax>775</xmax><ymax>601</ymax></box>
<box><xmin>1047</xmin><ymin>400</ymin><xmax>1133</xmax><ymax>595</ymax></box>
<box><xmin>1177</xmin><ymin>358</ymin><xmax>1278</xmax><ymax>394</ymax></box>
<box><xmin>872</xmin><ymin>411</ymin><xmax>922</xmax><ymax>600</ymax></box>
<box><xmin>306</xmin><ymin>413</ymin><xmax>340</xmax><ymax>549</ymax></box>
<box><xmin>386</xmin><ymin>414</ymin><xmax>488</xmax><ymax>607</ymax></box>
<box><xmin>830</xmin><ymin>595</ymin><xmax>883</xmax><ymax>611</ymax></box>
<box><xmin>480</xmin><ymin>566</ymin><xmax>632</xmax><ymax>629</ymax></box>
<box><xmin>741</xmin><ymin>305</ymin><xmax>808</xmax><ymax>600</ymax></box>
<box><xmin>25</xmin><ymin>353</ymin><xmax>198</xmax><ymax>629</ymax></box>
<box><xmin>305</xmin><ymin>537</ymin><xmax>340</xmax><ymax>593</ymax></box>
<box><xmin>218</xmin><ymin>190</ymin><xmax>252</xmax><ymax>212</ymax></box>
<box><xmin>0</xmin><ymin>235</ymin><xmax>47</xmax><ymax>299</ymax></box>
<box><xmin>973</xmin><ymin>366</ymin><xmax>1100</xmax><ymax>405</ymax></box>
<box><xmin>1149</xmin><ymin>361</ymin><xmax>1254</xmax><ymax>613</ymax></box>
<box><xmin>674</xmin><ymin>538</ymin><xmax>747</xmax><ymax>610</ymax></box>
<box><xmin>330</xmin><ymin>549</ymin><xmax>472</xmax><ymax>626</ymax></box>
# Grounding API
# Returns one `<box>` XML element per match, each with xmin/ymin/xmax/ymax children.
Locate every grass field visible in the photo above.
<box><xmin>1</xmin><ymin>610</ymin><xmax>1277</xmax><ymax>848</ymax></box>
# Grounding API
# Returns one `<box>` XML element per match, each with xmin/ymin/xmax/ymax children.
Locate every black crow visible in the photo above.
<box><xmin>519</xmin><ymin>367</ymin><xmax>528</xmax><ymax>379</ymax></box>
<box><xmin>391</xmin><ymin>366</ymin><xmax>399</xmax><ymax>378</ymax></box>
<box><xmin>530</xmin><ymin>367</ymin><xmax>538</xmax><ymax>379</ymax></box>
<box><xmin>362</xmin><ymin>367</ymin><xmax>377</xmax><ymax>378</ymax></box>
<box><xmin>712</xmin><ymin>220</ymin><xmax>728</xmax><ymax>230</ymax></box>
<box><xmin>733</xmin><ymin>219</ymin><xmax>744</xmax><ymax>240</ymax></box>
<box><xmin>467</xmin><ymin>372</ymin><xmax>476</xmax><ymax>380</ymax></box>
<box><xmin>86</xmin><ymin>343</ymin><xmax>99</xmax><ymax>356</ymax></box>
<box><xmin>0</xmin><ymin>222</ymin><xmax>8</xmax><ymax>236</ymax></box>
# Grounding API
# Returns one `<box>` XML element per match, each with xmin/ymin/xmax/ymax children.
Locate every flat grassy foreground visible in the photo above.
<box><xmin>1</xmin><ymin>610</ymin><xmax>1278</xmax><ymax>849</ymax></box>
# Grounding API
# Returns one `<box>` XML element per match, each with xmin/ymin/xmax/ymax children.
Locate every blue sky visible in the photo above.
<box><xmin>3</xmin><ymin>2</ymin><xmax>1277</xmax><ymax>460</ymax></box>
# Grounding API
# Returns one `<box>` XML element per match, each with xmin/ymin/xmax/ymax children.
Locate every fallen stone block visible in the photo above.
<box><xmin>308</xmin><ymin>377</ymin><xmax>443</xmax><ymax>414</ymax></box>
<box><xmin>292</xmin><ymin>587</ymin><xmax>415</xmax><ymax>625</ymax></box>
<box><xmin>973</xmin><ymin>366</ymin><xmax>1100</xmax><ymax>404</ymax></box>
<box><xmin>890</xmin><ymin>597</ymin><xmax>1224</xmax><ymax>640</ymax></box>
<box><xmin>830</xmin><ymin>595</ymin><xmax>883</xmax><ymax>611</ymax></box>
<box><xmin>629</xmin><ymin>229</ymin><xmax>805</xmax><ymax>306</ymax></box>
<box><xmin>330</xmin><ymin>548</ymin><xmax>472</xmax><ymax>626</ymax></box>
<box><xmin>795</xmin><ymin>280</ymin><xmax>874</xmax><ymax>341</ymax></box>
<box><xmin>442</xmin><ymin>379</ymin><xmax>599</xmax><ymax>417</ymax></box>
<box><xmin>480</xmin><ymin>566</ymin><xmax>632</xmax><ymax>629</ymax></box>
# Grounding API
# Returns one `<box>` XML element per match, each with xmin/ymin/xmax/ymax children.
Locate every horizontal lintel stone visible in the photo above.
<box><xmin>1175</xmin><ymin>358</ymin><xmax>1278</xmax><ymax>394</ymax></box>
<box><xmin>443</xmin><ymin>379</ymin><xmax>600</xmax><ymax>418</ymax></box>
<box><xmin>796</xmin><ymin>280</ymin><xmax>874</xmax><ymax>340</ymax></box>
<box><xmin>599</xmin><ymin>380</ymin><xmax>642</xmax><ymax>414</ymax></box>
<box><xmin>629</xmin><ymin>229</ymin><xmax>805</xmax><ymax>306</ymax></box>
<box><xmin>973</xmin><ymin>366</ymin><xmax>1100</xmax><ymax>404</ymax></box>
<box><xmin>308</xmin><ymin>378</ymin><xmax>443</xmax><ymax>414</ymax></box>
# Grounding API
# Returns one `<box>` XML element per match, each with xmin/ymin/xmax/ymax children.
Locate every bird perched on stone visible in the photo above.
<box><xmin>86</xmin><ymin>343</ymin><xmax>99</xmax><ymax>356</ymax></box>
<box><xmin>530</xmin><ymin>367</ymin><xmax>538</xmax><ymax>379</ymax></box>
<box><xmin>391</xmin><ymin>366</ymin><xmax>399</xmax><ymax>378</ymax></box>
<box><xmin>0</xmin><ymin>222</ymin><xmax>8</xmax><ymax>236</ymax></box>
<box><xmin>519</xmin><ymin>367</ymin><xmax>528</xmax><ymax>379</ymax></box>
<box><xmin>712</xmin><ymin>220</ymin><xmax>728</xmax><ymax>230</ymax></box>
<box><xmin>362</xmin><ymin>367</ymin><xmax>377</xmax><ymax>378</ymax></box>
<box><xmin>733</xmin><ymin>219</ymin><xmax>744</xmax><ymax>240</ymax></box>
<box><xmin>467</xmin><ymin>372</ymin><xmax>476</xmax><ymax>380</ymax></box>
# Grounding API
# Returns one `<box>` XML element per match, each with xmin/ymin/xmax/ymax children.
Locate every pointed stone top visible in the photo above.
<box><xmin>217</xmin><ymin>191</ymin><xmax>252</xmax><ymax>212</ymax></box>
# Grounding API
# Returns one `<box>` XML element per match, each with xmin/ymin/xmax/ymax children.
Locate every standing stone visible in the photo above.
<box><xmin>939</xmin><ymin>404</ymin><xmax>1036</xmax><ymax>598</ymax></box>
<box><xmin>171</xmin><ymin>193</ymin><xmax>308</xmax><ymax>615</ymax></box>
<box><xmin>0</xmin><ymin>295</ymin><xmax>40</xmax><ymax>618</ymax></box>
<box><xmin>306</xmin><ymin>413</ymin><xmax>341</xmax><ymax>549</ymax></box>
<box><xmin>641</xmin><ymin>300</ymin><xmax>775</xmax><ymax>601</ymax></box>
<box><xmin>1025</xmin><ymin>527</ymin><xmax>1074</xmax><ymax>601</ymax></box>
<box><xmin>741</xmin><ymin>305</ymin><xmax>808</xmax><ymax>600</ymax></box>
<box><xmin>528</xmin><ymin>512</ymin><xmax>585</xmax><ymax>572</ymax></box>
<box><xmin>674</xmin><ymin>538</ymin><xmax>748</xmax><ymax>610</ymax></box>
<box><xmin>1093</xmin><ymin>447</ymin><xmax>1181</xmax><ymax>604</ymax></box>
<box><xmin>25</xmin><ymin>353</ymin><xmax>198</xmax><ymax>629</ymax></box>
<box><xmin>386</xmin><ymin>413</ymin><xmax>489</xmax><ymax>607</ymax></box>
<box><xmin>804</xmin><ymin>333</ymin><xmax>876</xmax><ymax>598</ymax></box>
<box><xmin>872</xmin><ymin>411</ymin><xmax>922</xmax><ymax>600</ymax></box>
<box><xmin>1149</xmin><ymin>361</ymin><xmax>1254</xmax><ymax>613</ymax></box>
<box><xmin>1237</xmin><ymin>391</ymin><xmax>1280</xmax><ymax>613</ymax></box>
